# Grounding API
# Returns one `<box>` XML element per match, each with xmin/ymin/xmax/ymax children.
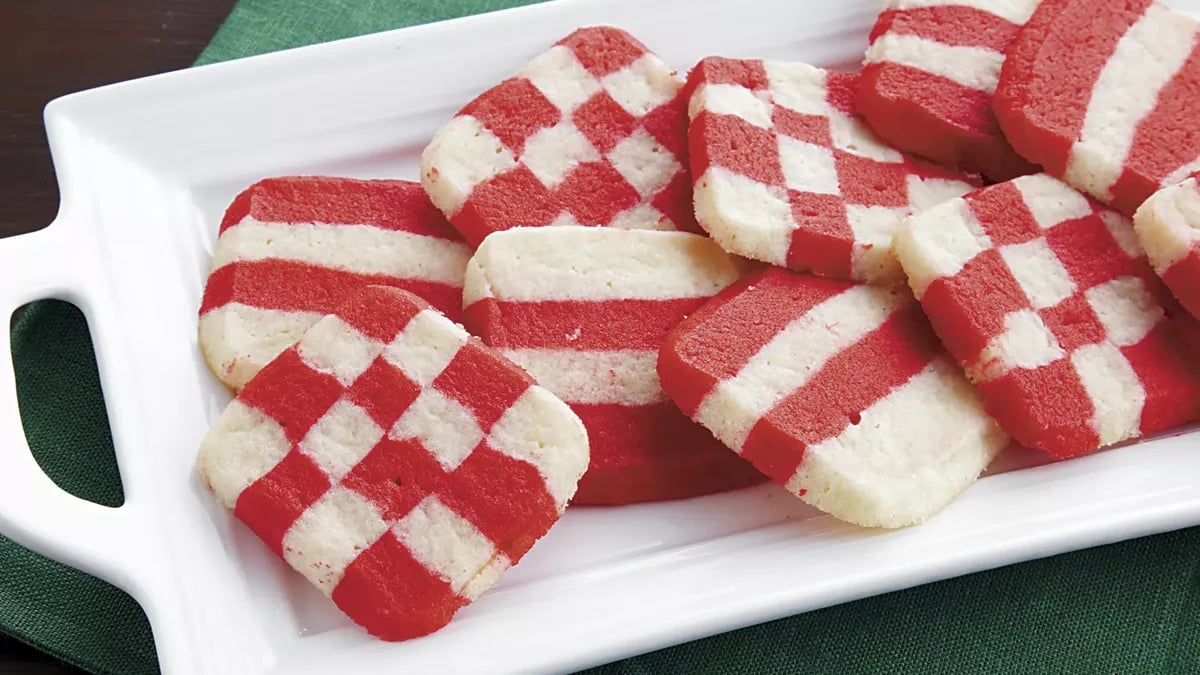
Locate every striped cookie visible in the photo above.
<box><xmin>199</xmin><ymin>177</ymin><xmax>471</xmax><ymax>390</ymax></box>
<box><xmin>686</xmin><ymin>57</ymin><xmax>977</xmax><ymax>285</ymax></box>
<box><xmin>421</xmin><ymin>27</ymin><xmax>698</xmax><ymax>247</ymax></box>
<box><xmin>996</xmin><ymin>0</ymin><xmax>1200</xmax><ymax>216</ymax></box>
<box><xmin>198</xmin><ymin>286</ymin><xmax>588</xmax><ymax>640</ymax></box>
<box><xmin>1134</xmin><ymin>176</ymin><xmax>1200</xmax><ymax>319</ymax></box>
<box><xmin>463</xmin><ymin>227</ymin><xmax>764</xmax><ymax>505</ymax></box>
<box><xmin>658</xmin><ymin>267</ymin><xmax>1006</xmax><ymax>529</ymax></box>
<box><xmin>859</xmin><ymin>0</ymin><xmax>1041</xmax><ymax>181</ymax></box>
<box><xmin>896</xmin><ymin>174</ymin><xmax>1200</xmax><ymax>458</ymax></box>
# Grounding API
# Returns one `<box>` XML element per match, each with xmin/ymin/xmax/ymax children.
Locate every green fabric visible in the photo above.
<box><xmin>4</xmin><ymin>2</ymin><xmax>1200</xmax><ymax>673</ymax></box>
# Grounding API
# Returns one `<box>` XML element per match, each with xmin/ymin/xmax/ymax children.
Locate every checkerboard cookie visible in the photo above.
<box><xmin>996</xmin><ymin>0</ymin><xmax>1200</xmax><ymax>216</ymax></box>
<box><xmin>658</xmin><ymin>267</ymin><xmax>1005</xmax><ymax>528</ymax></box>
<box><xmin>199</xmin><ymin>177</ymin><xmax>470</xmax><ymax>390</ymax></box>
<box><xmin>686</xmin><ymin>57</ymin><xmax>977</xmax><ymax>285</ymax></box>
<box><xmin>421</xmin><ymin>27</ymin><xmax>698</xmax><ymax>246</ymax></box>
<box><xmin>198</xmin><ymin>286</ymin><xmax>588</xmax><ymax>640</ymax></box>
<box><xmin>858</xmin><ymin>0</ymin><xmax>1041</xmax><ymax>181</ymax></box>
<box><xmin>463</xmin><ymin>226</ymin><xmax>764</xmax><ymax>505</ymax></box>
<box><xmin>896</xmin><ymin>174</ymin><xmax>1200</xmax><ymax>457</ymax></box>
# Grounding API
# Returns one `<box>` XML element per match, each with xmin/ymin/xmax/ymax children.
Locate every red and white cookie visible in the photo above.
<box><xmin>1135</xmin><ymin>176</ymin><xmax>1200</xmax><ymax>319</ymax></box>
<box><xmin>686</xmin><ymin>57</ymin><xmax>977</xmax><ymax>285</ymax></box>
<box><xmin>658</xmin><ymin>268</ymin><xmax>1005</xmax><ymax>528</ymax></box>
<box><xmin>198</xmin><ymin>286</ymin><xmax>588</xmax><ymax>640</ymax></box>
<box><xmin>996</xmin><ymin>0</ymin><xmax>1200</xmax><ymax>216</ymax></box>
<box><xmin>896</xmin><ymin>174</ymin><xmax>1200</xmax><ymax>458</ymax></box>
<box><xmin>421</xmin><ymin>27</ymin><xmax>697</xmax><ymax>247</ymax></box>
<box><xmin>199</xmin><ymin>177</ymin><xmax>470</xmax><ymax>390</ymax></box>
<box><xmin>463</xmin><ymin>227</ymin><xmax>764</xmax><ymax>505</ymax></box>
<box><xmin>858</xmin><ymin>0</ymin><xmax>1041</xmax><ymax>181</ymax></box>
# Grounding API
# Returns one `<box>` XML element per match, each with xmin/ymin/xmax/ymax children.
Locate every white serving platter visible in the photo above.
<box><xmin>2</xmin><ymin>0</ymin><xmax>1200</xmax><ymax>673</ymax></box>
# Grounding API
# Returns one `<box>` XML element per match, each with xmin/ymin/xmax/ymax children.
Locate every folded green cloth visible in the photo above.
<box><xmin>5</xmin><ymin>2</ymin><xmax>1200</xmax><ymax>673</ymax></box>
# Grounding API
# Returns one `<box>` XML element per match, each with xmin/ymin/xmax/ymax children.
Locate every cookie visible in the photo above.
<box><xmin>462</xmin><ymin>227</ymin><xmax>764</xmax><ymax>505</ymax></box>
<box><xmin>198</xmin><ymin>286</ymin><xmax>588</xmax><ymax>640</ymax></box>
<box><xmin>858</xmin><ymin>0</ymin><xmax>1041</xmax><ymax>181</ymax></box>
<box><xmin>199</xmin><ymin>177</ymin><xmax>471</xmax><ymax>389</ymax></box>
<box><xmin>421</xmin><ymin>27</ymin><xmax>698</xmax><ymax>246</ymax></box>
<box><xmin>995</xmin><ymin>0</ymin><xmax>1200</xmax><ymax>216</ymax></box>
<box><xmin>686</xmin><ymin>57</ymin><xmax>977</xmax><ymax>285</ymax></box>
<box><xmin>1134</xmin><ymin>176</ymin><xmax>1200</xmax><ymax>319</ymax></box>
<box><xmin>896</xmin><ymin>173</ymin><xmax>1200</xmax><ymax>457</ymax></box>
<box><xmin>658</xmin><ymin>267</ymin><xmax>1005</xmax><ymax>528</ymax></box>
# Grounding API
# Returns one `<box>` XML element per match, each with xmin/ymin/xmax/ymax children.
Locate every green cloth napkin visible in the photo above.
<box><xmin>5</xmin><ymin>2</ymin><xmax>1200</xmax><ymax>673</ymax></box>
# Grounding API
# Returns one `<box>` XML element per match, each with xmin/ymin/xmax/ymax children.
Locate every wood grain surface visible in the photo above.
<box><xmin>0</xmin><ymin>2</ymin><xmax>236</xmax><ymax>671</ymax></box>
<box><xmin>0</xmin><ymin>0</ymin><xmax>235</xmax><ymax>239</ymax></box>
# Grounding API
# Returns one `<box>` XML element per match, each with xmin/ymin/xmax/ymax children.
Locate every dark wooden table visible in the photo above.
<box><xmin>0</xmin><ymin>2</ymin><xmax>237</xmax><ymax>671</ymax></box>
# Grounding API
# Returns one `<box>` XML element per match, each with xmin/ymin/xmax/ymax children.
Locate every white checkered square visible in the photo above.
<box><xmin>384</xmin><ymin>309</ymin><xmax>467</xmax><ymax>387</ymax></box>
<box><xmin>520</xmin><ymin>44</ymin><xmax>601</xmax><ymax>112</ymax></box>
<box><xmin>522</xmin><ymin>122</ymin><xmax>601</xmax><ymax>187</ymax></box>
<box><xmin>607</xmin><ymin>128</ymin><xmax>681</xmax><ymax>198</ymax></box>
<box><xmin>281</xmin><ymin>487</ymin><xmax>389</xmax><ymax>595</ymax></box>
<box><xmin>1085</xmin><ymin>277</ymin><xmax>1164</xmax><ymax>347</ymax></box>
<box><xmin>778</xmin><ymin>135</ymin><xmax>839</xmax><ymax>195</ymax></box>
<box><xmin>1000</xmin><ymin>239</ymin><xmax>1077</xmax><ymax>309</ymax></box>
<box><xmin>392</xmin><ymin>496</ymin><xmax>499</xmax><ymax>594</ymax></box>
<box><xmin>1071</xmin><ymin>343</ymin><xmax>1145</xmax><ymax>446</ymax></box>
<box><xmin>600</xmin><ymin>54</ymin><xmax>677</xmax><ymax>116</ymax></box>
<box><xmin>975</xmin><ymin>309</ymin><xmax>1065</xmax><ymax>380</ymax></box>
<box><xmin>298</xmin><ymin>399</ymin><xmax>386</xmax><ymax>482</ymax></box>
<box><xmin>197</xmin><ymin>400</ymin><xmax>292</xmax><ymax>509</ymax></box>
<box><xmin>1015</xmin><ymin>174</ymin><xmax>1094</xmax><ymax>229</ymax></box>
<box><xmin>609</xmin><ymin>203</ymin><xmax>670</xmax><ymax>230</ymax></box>
<box><xmin>697</xmin><ymin>83</ymin><xmax>772</xmax><ymax>128</ymax></box>
<box><xmin>828</xmin><ymin>112</ymin><xmax>905</xmax><ymax>163</ymax></box>
<box><xmin>390</xmin><ymin>389</ymin><xmax>484</xmax><ymax>471</ymax></box>
<box><xmin>297</xmin><ymin>316</ymin><xmax>384</xmax><ymax>386</ymax></box>
<box><xmin>421</xmin><ymin>115</ymin><xmax>518</xmax><ymax>213</ymax></box>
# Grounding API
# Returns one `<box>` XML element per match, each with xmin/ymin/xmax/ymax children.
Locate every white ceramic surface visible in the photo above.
<box><xmin>2</xmin><ymin>1</ymin><xmax>1200</xmax><ymax>673</ymax></box>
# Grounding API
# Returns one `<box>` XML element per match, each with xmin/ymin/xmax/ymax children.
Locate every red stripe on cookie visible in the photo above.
<box><xmin>569</xmin><ymin>402</ymin><xmax>762</xmax><ymax>504</ymax></box>
<box><xmin>218</xmin><ymin>178</ymin><xmax>462</xmax><ymax>239</ymax></box>
<box><xmin>659</xmin><ymin>269</ymin><xmax>840</xmax><ymax>416</ymax></box>
<box><xmin>464</xmin><ymin>297</ymin><xmax>710</xmax><ymax>351</ymax></box>
<box><xmin>199</xmin><ymin>259</ymin><xmax>464</xmax><ymax>322</ymax></box>
<box><xmin>739</xmin><ymin>301</ymin><xmax>940</xmax><ymax>483</ymax></box>
<box><xmin>870</xmin><ymin>5</ymin><xmax>1022</xmax><ymax>52</ymax></box>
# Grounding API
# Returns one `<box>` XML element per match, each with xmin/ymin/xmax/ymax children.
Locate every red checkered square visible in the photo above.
<box><xmin>897</xmin><ymin>174</ymin><xmax>1200</xmax><ymax>458</ymax></box>
<box><xmin>197</xmin><ymin>286</ymin><xmax>588</xmax><ymax>641</ymax></box>
<box><xmin>687</xmin><ymin>56</ymin><xmax>977</xmax><ymax>285</ymax></box>
<box><xmin>421</xmin><ymin>27</ymin><xmax>699</xmax><ymax>247</ymax></box>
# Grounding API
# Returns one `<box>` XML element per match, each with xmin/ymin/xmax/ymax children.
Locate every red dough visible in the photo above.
<box><xmin>421</xmin><ymin>27</ymin><xmax>698</xmax><ymax>246</ymax></box>
<box><xmin>198</xmin><ymin>287</ymin><xmax>587</xmax><ymax>640</ymax></box>
<box><xmin>858</xmin><ymin>0</ymin><xmax>1040</xmax><ymax>181</ymax></box>
<box><xmin>896</xmin><ymin>174</ymin><xmax>1200</xmax><ymax>457</ymax></box>
<box><xmin>996</xmin><ymin>0</ymin><xmax>1200</xmax><ymax>216</ymax></box>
